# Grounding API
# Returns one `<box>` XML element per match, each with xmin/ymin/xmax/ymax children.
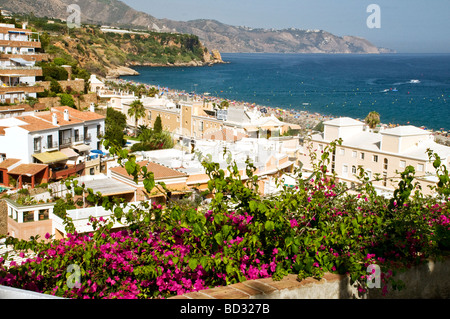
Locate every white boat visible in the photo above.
<box><xmin>410</xmin><ymin>79</ymin><xmax>420</xmax><ymax>84</ymax></box>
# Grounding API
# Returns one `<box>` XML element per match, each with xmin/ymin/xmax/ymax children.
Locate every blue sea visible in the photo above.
<box><xmin>121</xmin><ymin>53</ymin><xmax>450</xmax><ymax>131</ymax></box>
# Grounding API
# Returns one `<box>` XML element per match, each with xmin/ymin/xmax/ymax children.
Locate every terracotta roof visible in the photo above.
<box><xmin>52</xmin><ymin>106</ymin><xmax>105</xmax><ymax>122</ymax></box>
<box><xmin>0</xmin><ymin>158</ymin><xmax>21</xmax><ymax>170</ymax></box>
<box><xmin>110</xmin><ymin>161</ymin><xmax>187</xmax><ymax>181</ymax></box>
<box><xmin>8</xmin><ymin>163</ymin><xmax>47</xmax><ymax>176</ymax></box>
<box><xmin>0</xmin><ymin>127</ymin><xmax>5</xmax><ymax>135</ymax></box>
<box><xmin>35</xmin><ymin>111</ymin><xmax>84</xmax><ymax>127</ymax></box>
<box><xmin>16</xmin><ymin>115</ymin><xmax>58</xmax><ymax>132</ymax></box>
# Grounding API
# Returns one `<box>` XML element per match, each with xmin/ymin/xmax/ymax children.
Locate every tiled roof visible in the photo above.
<box><xmin>8</xmin><ymin>163</ymin><xmax>47</xmax><ymax>176</ymax></box>
<box><xmin>35</xmin><ymin>111</ymin><xmax>84</xmax><ymax>126</ymax></box>
<box><xmin>0</xmin><ymin>158</ymin><xmax>21</xmax><ymax>170</ymax></box>
<box><xmin>15</xmin><ymin>115</ymin><xmax>58</xmax><ymax>132</ymax></box>
<box><xmin>52</xmin><ymin>106</ymin><xmax>105</xmax><ymax>122</ymax></box>
<box><xmin>110</xmin><ymin>160</ymin><xmax>187</xmax><ymax>181</ymax></box>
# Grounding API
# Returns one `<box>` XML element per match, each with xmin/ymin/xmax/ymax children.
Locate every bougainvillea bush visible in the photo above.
<box><xmin>0</xmin><ymin>140</ymin><xmax>449</xmax><ymax>299</ymax></box>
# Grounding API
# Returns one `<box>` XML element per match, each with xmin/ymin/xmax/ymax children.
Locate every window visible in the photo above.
<box><xmin>47</xmin><ymin>135</ymin><xmax>53</xmax><ymax>149</ymax></box>
<box><xmin>384</xmin><ymin>158</ymin><xmax>389</xmax><ymax>170</ymax></box>
<box><xmin>373</xmin><ymin>155</ymin><xmax>378</xmax><ymax>162</ymax></box>
<box><xmin>74</xmin><ymin>129</ymin><xmax>80</xmax><ymax>142</ymax></box>
<box><xmin>342</xmin><ymin>165</ymin><xmax>348</xmax><ymax>177</ymax></box>
<box><xmin>90</xmin><ymin>168</ymin><xmax>95</xmax><ymax>175</ymax></box>
<box><xmin>383</xmin><ymin>172</ymin><xmax>388</xmax><ymax>187</ymax></box>
<box><xmin>33</xmin><ymin>137</ymin><xmax>41</xmax><ymax>152</ymax></box>
<box><xmin>418</xmin><ymin>163</ymin><xmax>424</xmax><ymax>172</ymax></box>
<box><xmin>352</xmin><ymin>165</ymin><xmax>357</xmax><ymax>174</ymax></box>
<box><xmin>339</xmin><ymin>148</ymin><xmax>345</xmax><ymax>156</ymax></box>
<box><xmin>352</xmin><ymin>151</ymin><xmax>357</xmax><ymax>158</ymax></box>
<box><xmin>23</xmin><ymin>211</ymin><xmax>35</xmax><ymax>223</ymax></box>
<box><xmin>400</xmin><ymin>160</ymin><xmax>406</xmax><ymax>168</ymax></box>
<box><xmin>199</xmin><ymin>121</ymin><xmax>204</xmax><ymax>132</ymax></box>
<box><xmin>360</xmin><ymin>152</ymin><xmax>365</xmax><ymax>160</ymax></box>
<box><xmin>39</xmin><ymin>209</ymin><xmax>49</xmax><ymax>221</ymax></box>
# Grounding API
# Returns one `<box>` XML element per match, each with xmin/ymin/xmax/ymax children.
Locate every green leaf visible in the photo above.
<box><xmin>214</xmin><ymin>233</ymin><xmax>223</xmax><ymax>245</ymax></box>
<box><xmin>143</xmin><ymin>177</ymin><xmax>155</xmax><ymax>193</ymax></box>
<box><xmin>189</xmin><ymin>258</ymin><xmax>198</xmax><ymax>271</ymax></box>
<box><xmin>265</xmin><ymin>220</ymin><xmax>275</xmax><ymax>232</ymax></box>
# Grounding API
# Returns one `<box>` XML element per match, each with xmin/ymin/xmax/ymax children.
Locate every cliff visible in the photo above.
<box><xmin>26</xmin><ymin>17</ymin><xmax>223</xmax><ymax>78</ymax></box>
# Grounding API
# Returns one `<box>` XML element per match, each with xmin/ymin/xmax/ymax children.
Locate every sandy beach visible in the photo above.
<box><xmin>106</xmin><ymin>78</ymin><xmax>450</xmax><ymax>145</ymax></box>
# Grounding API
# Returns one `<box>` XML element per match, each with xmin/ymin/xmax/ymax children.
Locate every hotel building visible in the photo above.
<box><xmin>298</xmin><ymin>117</ymin><xmax>450</xmax><ymax>196</ymax></box>
<box><xmin>0</xmin><ymin>23</ymin><xmax>45</xmax><ymax>104</ymax></box>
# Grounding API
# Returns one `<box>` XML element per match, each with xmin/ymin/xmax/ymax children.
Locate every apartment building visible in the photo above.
<box><xmin>298</xmin><ymin>117</ymin><xmax>450</xmax><ymax>195</ymax></box>
<box><xmin>0</xmin><ymin>105</ymin><xmax>105</xmax><ymax>187</ymax></box>
<box><xmin>122</xmin><ymin>95</ymin><xmax>300</xmax><ymax>143</ymax></box>
<box><xmin>0</xmin><ymin>23</ymin><xmax>45</xmax><ymax>104</ymax></box>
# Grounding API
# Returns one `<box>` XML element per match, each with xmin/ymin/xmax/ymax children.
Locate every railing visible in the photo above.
<box><xmin>0</xmin><ymin>66</ymin><xmax>40</xmax><ymax>70</ymax></box>
<box><xmin>43</xmin><ymin>142</ymin><xmax>58</xmax><ymax>150</ymax></box>
<box><xmin>74</xmin><ymin>135</ymin><xmax>84</xmax><ymax>143</ymax></box>
<box><xmin>50</xmin><ymin>163</ymin><xmax>85</xmax><ymax>180</ymax></box>
<box><xmin>59</xmin><ymin>137</ymin><xmax>73</xmax><ymax>147</ymax></box>
<box><xmin>84</xmin><ymin>134</ymin><xmax>92</xmax><ymax>141</ymax></box>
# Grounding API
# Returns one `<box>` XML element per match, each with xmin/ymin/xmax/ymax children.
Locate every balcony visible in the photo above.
<box><xmin>0</xmin><ymin>66</ymin><xmax>42</xmax><ymax>77</ymax></box>
<box><xmin>0</xmin><ymin>84</ymin><xmax>45</xmax><ymax>94</ymax></box>
<box><xmin>59</xmin><ymin>137</ymin><xmax>73</xmax><ymax>148</ymax></box>
<box><xmin>84</xmin><ymin>133</ymin><xmax>92</xmax><ymax>141</ymax></box>
<box><xmin>43</xmin><ymin>141</ymin><xmax>58</xmax><ymax>151</ymax></box>
<box><xmin>0</xmin><ymin>52</ymin><xmax>49</xmax><ymax>62</ymax></box>
<box><xmin>50</xmin><ymin>162</ymin><xmax>85</xmax><ymax>180</ymax></box>
<box><xmin>74</xmin><ymin>135</ymin><xmax>85</xmax><ymax>145</ymax></box>
<box><xmin>0</xmin><ymin>39</ymin><xmax>41</xmax><ymax>48</ymax></box>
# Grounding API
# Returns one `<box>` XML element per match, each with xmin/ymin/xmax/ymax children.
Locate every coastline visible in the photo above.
<box><xmin>108</xmin><ymin>77</ymin><xmax>450</xmax><ymax>145</ymax></box>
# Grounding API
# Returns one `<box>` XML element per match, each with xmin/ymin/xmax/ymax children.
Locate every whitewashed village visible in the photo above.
<box><xmin>0</xmin><ymin>20</ymin><xmax>449</xmax><ymax>253</ymax></box>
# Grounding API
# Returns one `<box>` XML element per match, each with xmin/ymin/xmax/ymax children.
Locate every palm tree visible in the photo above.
<box><xmin>127</xmin><ymin>100</ymin><xmax>146</xmax><ymax>136</ymax></box>
<box><xmin>365</xmin><ymin>111</ymin><xmax>380</xmax><ymax>130</ymax></box>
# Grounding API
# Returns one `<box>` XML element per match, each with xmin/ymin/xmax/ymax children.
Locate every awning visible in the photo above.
<box><xmin>32</xmin><ymin>151</ymin><xmax>68</xmax><ymax>164</ymax></box>
<box><xmin>72</xmin><ymin>144</ymin><xmax>91</xmax><ymax>152</ymax></box>
<box><xmin>10</xmin><ymin>58</ymin><xmax>34</xmax><ymax>66</ymax></box>
<box><xmin>60</xmin><ymin>148</ymin><xmax>79</xmax><ymax>158</ymax></box>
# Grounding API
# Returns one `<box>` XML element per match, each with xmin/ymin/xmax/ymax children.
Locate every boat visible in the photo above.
<box><xmin>410</xmin><ymin>79</ymin><xmax>420</xmax><ymax>84</ymax></box>
<box><xmin>391</xmin><ymin>88</ymin><xmax>398</xmax><ymax>92</ymax></box>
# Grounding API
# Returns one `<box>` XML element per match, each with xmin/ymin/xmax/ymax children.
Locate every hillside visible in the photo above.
<box><xmin>0</xmin><ymin>0</ymin><xmax>394</xmax><ymax>54</ymax></box>
<box><xmin>25</xmin><ymin>16</ymin><xmax>222</xmax><ymax>78</ymax></box>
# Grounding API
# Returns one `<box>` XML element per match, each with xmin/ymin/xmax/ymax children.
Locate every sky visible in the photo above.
<box><xmin>121</xmin><ymin>0</ymin><xmax>450</xmax><ymax>53</ymax></box>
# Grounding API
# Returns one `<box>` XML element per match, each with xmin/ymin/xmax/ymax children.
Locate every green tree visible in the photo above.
<box><xmin>127</xmin><ymin>100</ymin><xmax>146</xmax><ymax>136</ymax></box>
<box><xmin>153</xmin><ymin>114</ymin><xmax>162</xmax><ymax>134</ymax></box>
<box><xmin>105</xmin><ymin>107</ymin><xmax>127</xmax><ymax>146</ymax></box>
<box><xmin>59</xmin><ymin>93</ymin><xmax>75</xmax><ymax>108</ymax></box>
<box><xmin>50</xmin><ymin>79</ymin><xmax>63</xmax><ymax>94</ymax></box>
<box><xmin>365</xmin><ymin>111</ymin><xmax>381</xmax><ymax>130</ymax></box>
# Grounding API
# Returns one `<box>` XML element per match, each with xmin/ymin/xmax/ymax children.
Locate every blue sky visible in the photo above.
<box><xmin>121</xmin><ymin>0</ymin><xmax>450</xmax><ymax>53</ymax></box>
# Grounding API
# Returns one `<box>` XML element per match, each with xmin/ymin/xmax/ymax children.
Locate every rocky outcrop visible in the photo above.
<box><xmin>106</xmin><ymin>66</ymin><xmax>140</xmax><ymax>79</ymax></box>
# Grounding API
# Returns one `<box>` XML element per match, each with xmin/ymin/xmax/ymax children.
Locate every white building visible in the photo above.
<box><xmin>0</xmin><ymin>106</ymin><xmax>105</xmax><ymax>183</ymax></box>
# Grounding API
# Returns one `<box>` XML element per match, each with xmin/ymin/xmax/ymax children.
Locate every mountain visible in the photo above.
<box><xmin>0</xmin><ymin>0</ymin><xmax>394</xmax><ymax>54</ymax></box>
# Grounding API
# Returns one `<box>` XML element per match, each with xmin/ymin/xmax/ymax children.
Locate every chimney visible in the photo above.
<box><xmin>52</xmin><ymin>113</ymin><xmax>58</xmax><ymax>125</ymax></box>
<box><xmin>64</xmin><ymin>109</ymin><xmax>69</xmax><ymax>121</ymax></box>
<box><xmin>90</xmin><ymin>103</ymin><xmax>95</xmax><ymax>113</ymax></box>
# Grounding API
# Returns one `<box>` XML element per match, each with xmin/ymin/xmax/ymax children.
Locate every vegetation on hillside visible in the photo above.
<box><xmin>22</xmin><ymin>14</ymin><xmax>211</xmax><ymax>77</ymax></box>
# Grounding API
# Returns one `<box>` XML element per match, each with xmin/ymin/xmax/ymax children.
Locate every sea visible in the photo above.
<box><xmin>121</xmin><ymin>53</ymin><xmax>450</xmax><ymax>131</ymax></box>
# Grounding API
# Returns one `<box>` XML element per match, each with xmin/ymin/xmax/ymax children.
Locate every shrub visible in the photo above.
<box><xmin>1</xmin><ymin>140</ymin><xmax>449</xmax><ymax>299</ymax></box>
